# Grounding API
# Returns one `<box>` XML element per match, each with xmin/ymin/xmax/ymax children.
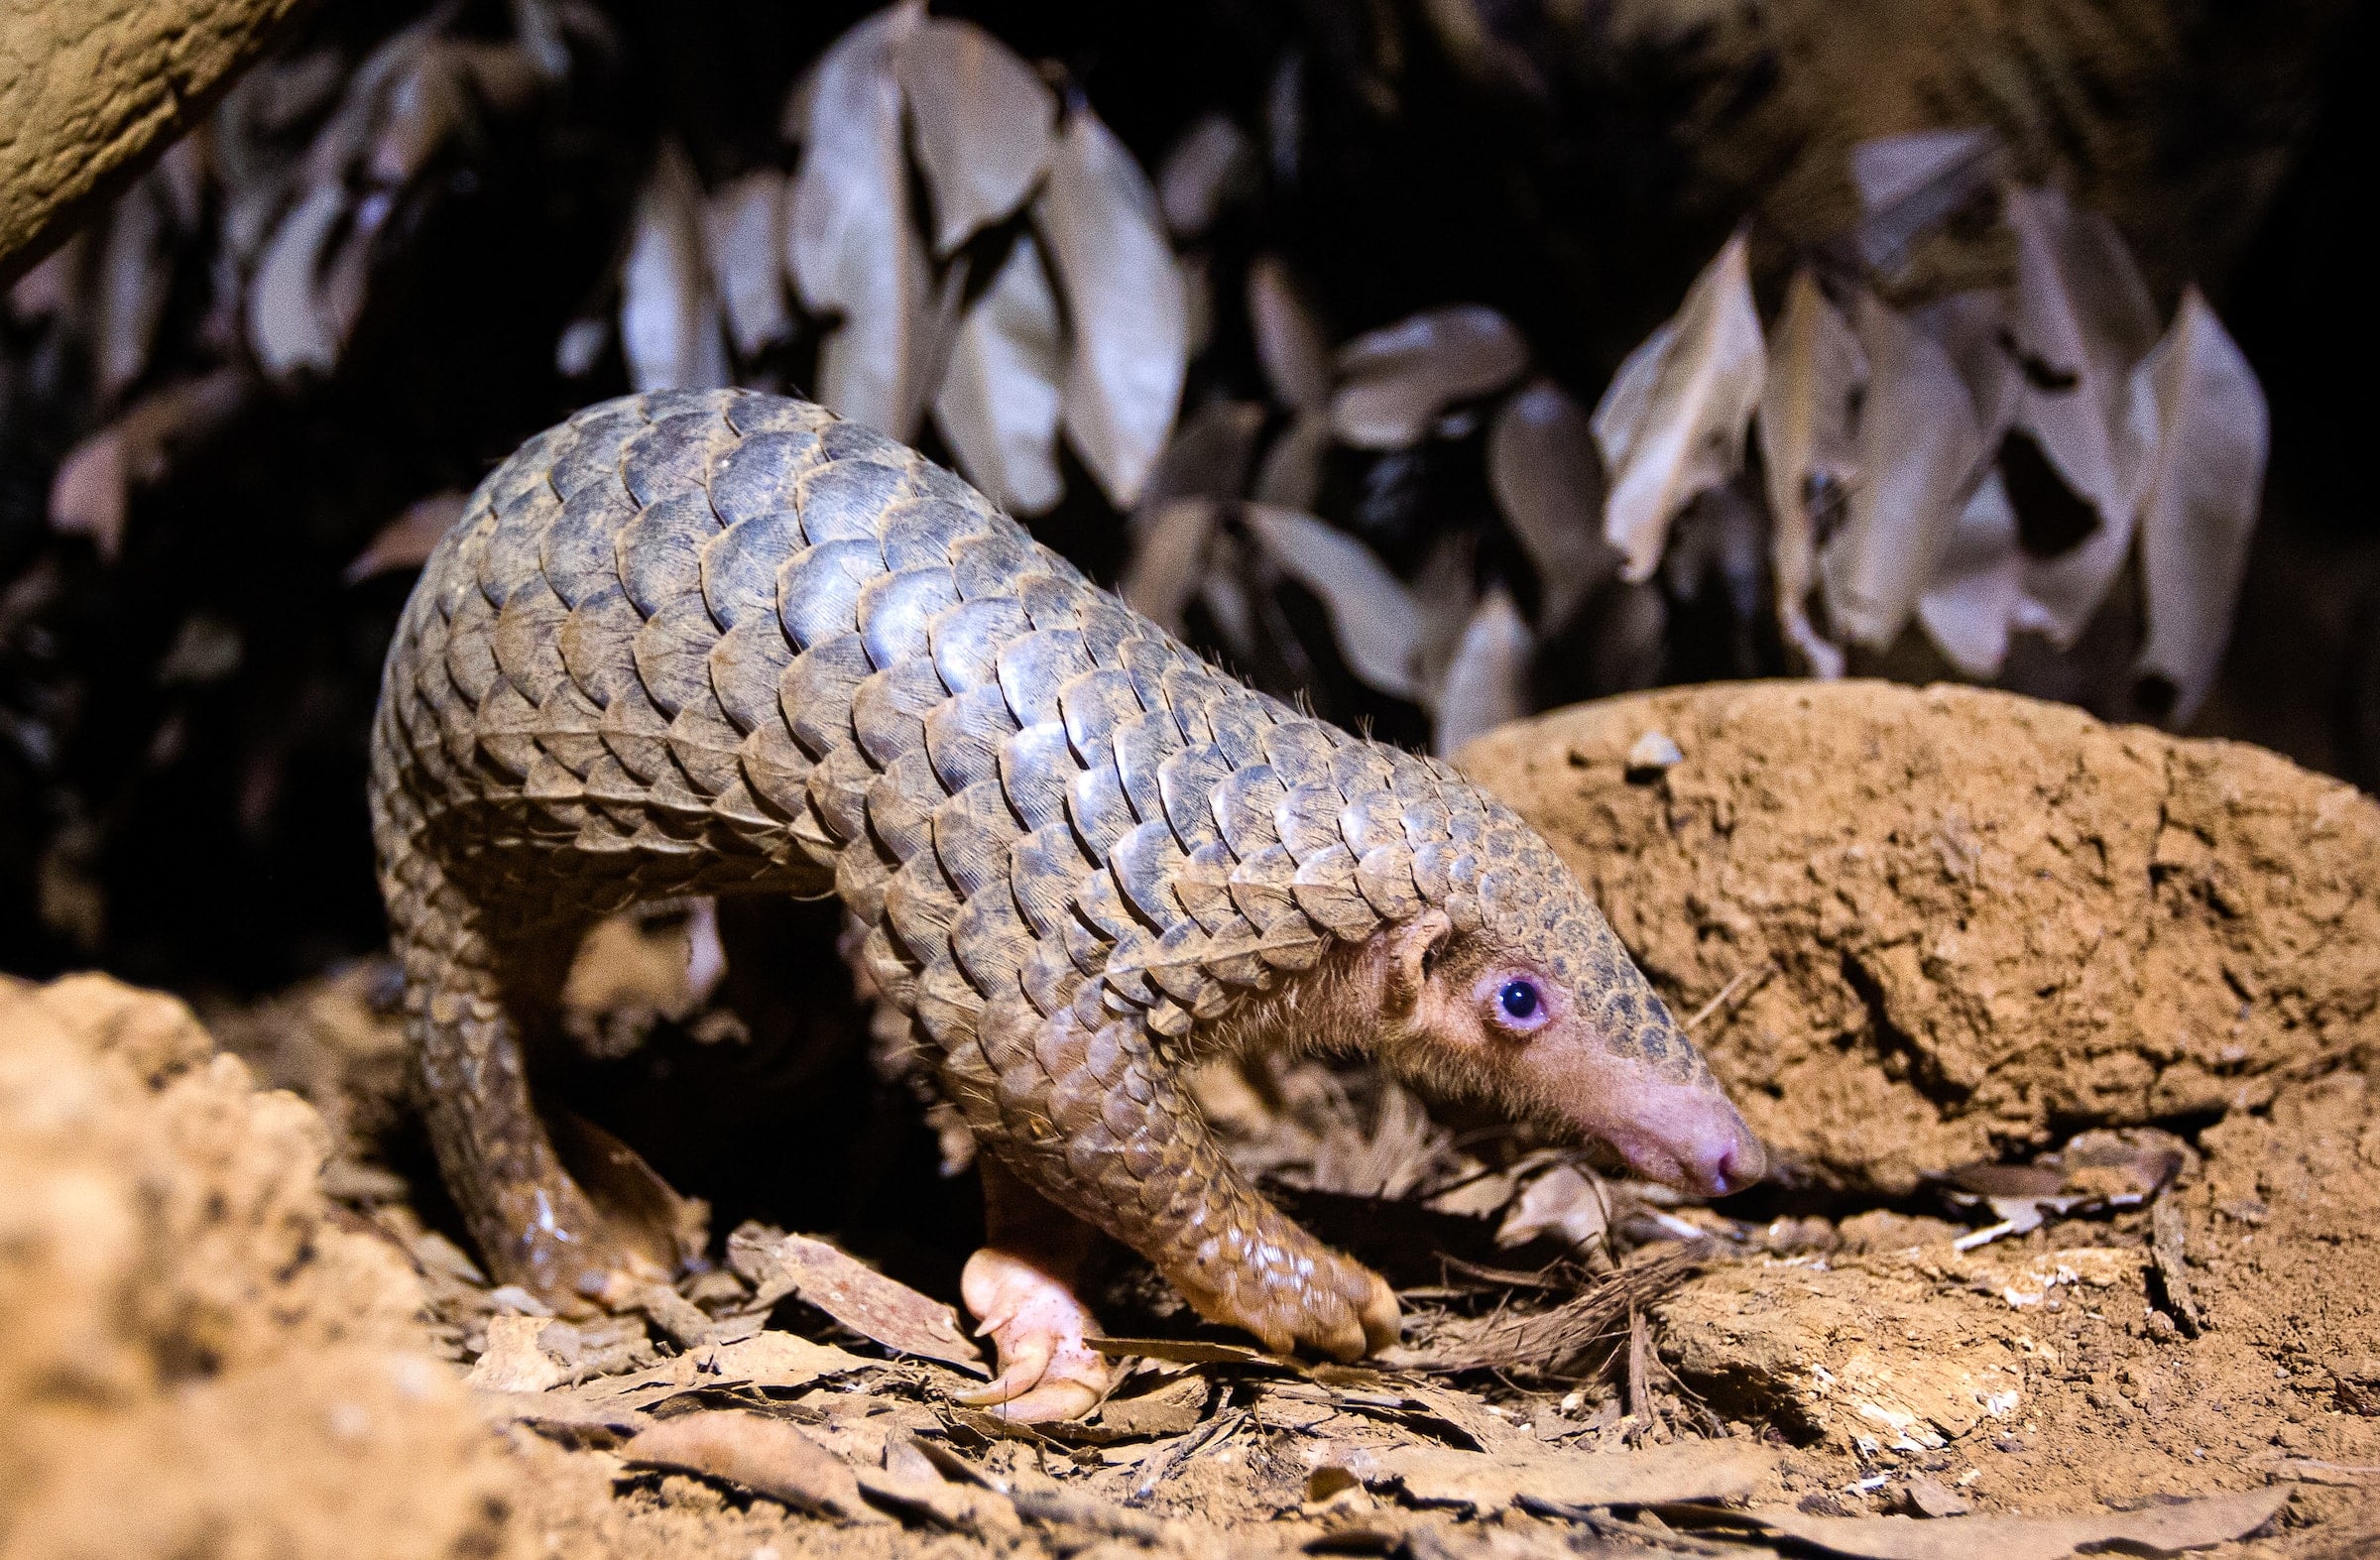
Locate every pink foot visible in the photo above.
<box><xmin>956</xmin><ymin>1245</ymin><xmax>1110</xmax><ymax>1422</ymax></box>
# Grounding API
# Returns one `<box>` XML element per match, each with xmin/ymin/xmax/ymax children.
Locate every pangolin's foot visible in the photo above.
<box><xmin>957</xmin><ymin>1245</ymin><xmax>1110</xmax><ymax>1421</ymax></box>
<box><xmin>1175</xmin><ymin>1215</ymin><xmax>1403</xmax><ymax>1362</ymax></box>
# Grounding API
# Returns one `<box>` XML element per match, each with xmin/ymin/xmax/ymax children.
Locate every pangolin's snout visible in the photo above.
<box><xmin>1592</xmin><ymin>1081</ymin><xmax>1769</xmax><ymax>1198</ymax></box>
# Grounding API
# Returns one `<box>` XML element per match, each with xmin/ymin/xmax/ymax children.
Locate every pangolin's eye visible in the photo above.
<box><xmin>1497</xmin><ymin>979</ymin><xmax>1542</xmax><ymax>1023</ymax></box>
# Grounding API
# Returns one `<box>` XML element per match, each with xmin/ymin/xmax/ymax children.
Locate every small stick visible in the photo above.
<box><xmin>1685</xmin><ymin>963</ymin><xmax>1773</xmax><ymax>1034</ymax></box>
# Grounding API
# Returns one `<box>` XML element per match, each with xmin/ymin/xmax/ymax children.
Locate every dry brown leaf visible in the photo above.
<box><xmin>621</xmin><ymin>141</ymin><xmax>728</xmax><ymax>392</ymax></box>
<box><xmin>1134</xmin><ymin>400</ymin><xmax>1266</xmax><ymax>526</ymax></box>
<box><xmin>1246</xmin><ymin>505</ymin><xmax>1424</xmax><ymax>700</ymax></box>
<box><xmin>1157</xmin><ymin>111</ymin><xmax>1255</xmax><ymax>239</ymax></box>
<box><xmin>50</xmin><ymin>371</ymin><xmax>250</xmax><ymax>561</ymax></box>
<box><xmin>1120</xmin><ymin>497</ymin><xmax>1221</xmax><ymax>632</ymax></box>
<box><xmin>895</xmin><ymin>17</ymin><xmax>1055</xmax><ymax>256</ymax></box>
<box><xmin>788</xmin><ymin>2</ymin><xmax>931</xmax><ymax>438</ymax></box>
<box><xmin>1914</xmin><ymin>471</ymin><xmax>2022</xmax><ymax>677</ymax></box>
<box><xmin>1040</xmin><ymin>103</ymin><xmax>1187</xmax><ymax>507</ymax></box>
<box><xmin>2127</xmin><ymin>288</ymin><xmax>2268</xmax><ymax>723</ymax></box>
<box><xmin>1494</xmin><ymin>1162</ymin><xmax>1608</xmax><ymax>1253</ymax></box>
<box><xmin>602</xmin><ymin>1330</ymin><xmax>873</xmax><ymax>1403</ymax></box>
<box><xmin>1758</xmin><ymin>268</ymin><xmax>1865</xmax><ymax>677</ymax></box>
<box><xmin>703</xmin><ymin>169</ymin><xmax>791</xmax><ymax>360</ymax></box>
<box><xmin>2004</xmin><ymin>183</ymin><xmax>2160</xmax><ymax>646</ymax></box>
<box><xmin>96</xmin><ymin>181</ymin><xmax>169</xmax><ymax>403</ymax></box>
<box><xmin>248</xmin><ymin>181</ymin><xmax>347</xmax><ymax>380</ymax></box>
<box><xmin>1374</xmin><ymin>1436</ymin><xmax>1774</xmax><ymax>1509</ymax></box>
<box><xmin>466</xmin><ymin>1314</ymin><xmax>574</xmax><ymax>1393</ymax></box>
<box><xmin>729</xmin><ymin>1226</ymin><xmax>985</xmax><ymax>1375</ymax></box>
<box><xmin>624</xmin><ymin>1409</ymin><xmax>883</xmax><ymax>1521</ymax></box>
<box><xmin>1822</xmin><ymin>293</ymin><xmax>1986</xmax><ymax>648</ymax></box>
<box><xmin>1431</xmin><ymin>588</ymin><xmax>1531</xmax><ymax>758</ymax></box>
<box><xmin>932</xmin><ymin>234</ymin><xmax>1063</xmax><ymax>515</ymax></box>
<box><xmin>1595</xmin><ymin>232</ymin><xmax>1765</xmax><ymax>580</ymax></box>
<box><xmin>1488</xmin><ymin>378</ymin><xmax>1611</xmax><ymax>629</ymax></box>
<box><xmin>1849</xmin><ymin>126</ymin><xmax>2001</xmax><ymax>277</ymax></box>
<box><xmin>1736</xmin><ymin>1485</ymin><xmax>2291</xmax><ymax>1560</ymax></box>
<box><xmin>1252</xmin><ymin>410</ymin><xmax>1331</xmax><ymax>512</ymax></box>
<box><xmin>1331</xmin><ymin>304</ymin><xmax>1527</xmax><ymax>450</ymax></box>
<box><xmin>346</xmin><ymin>491</ymin><xmax>469</xmax><ymax>582</ymax></box>
<box><xmin>1249</xmin><ymin>253</ymin><xmax>1331</xmax><ymax>412</ymax></box>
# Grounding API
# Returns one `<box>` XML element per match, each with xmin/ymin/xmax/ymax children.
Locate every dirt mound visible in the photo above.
<box><xmin>1460</xmin><ymin>680</ymin><xmax>2380</xmax><ymax>1191</ymax></box>
<box><xmin>0</xmin><ymin>974</ymin><xmax>512</xmax><ymax>1560</ymax></box>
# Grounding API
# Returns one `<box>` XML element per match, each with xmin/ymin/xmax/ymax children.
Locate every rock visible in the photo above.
<box><xmin>1461</xmin><ymin>680</ymin><xmax>2380</xmax><ymax>1191</ymax></box>
<box><xmin>1</xmin><ymin>0</ymin><xmax>310</xmax><ymax>283</ymax></box>
<box><xmin>0</xmin><ymin>973</ymin><xmax>512</xmax><ymax>1557</ymax></box>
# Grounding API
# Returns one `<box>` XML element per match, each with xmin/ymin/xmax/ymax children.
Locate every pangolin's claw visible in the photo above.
<box><xmin>958</xmin><ymin>1245</ymin><xmax>1110</xmax><ymax>1423</ymax></box>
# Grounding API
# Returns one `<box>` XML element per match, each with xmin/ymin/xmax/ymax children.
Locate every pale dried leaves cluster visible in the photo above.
<box><xmin>610</xmin><ymin>0</ymin><xmax>1185</xmax><ymax>518</ymax></box>
<box><xmin>1606</xmin><ymin>132</ymin><xmax>2268</xmax><ymax>721</ymax></box>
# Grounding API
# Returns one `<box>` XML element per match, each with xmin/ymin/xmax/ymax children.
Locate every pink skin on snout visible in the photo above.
<box><xmin>1380</xmin><ymin>916</ymin><xmax>1767</xmax><ymax>1199</ymax></box>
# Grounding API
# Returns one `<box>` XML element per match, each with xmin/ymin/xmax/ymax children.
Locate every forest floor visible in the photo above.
<box><xmin>7</xmin><ymin>684</ymin><xmax>2380</xmax><ymax>1559</ymax></box>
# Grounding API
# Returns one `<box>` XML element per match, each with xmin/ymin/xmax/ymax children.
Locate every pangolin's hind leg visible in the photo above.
<box><xmin>956</xmin><ymin>1157</ymin><xmax>1111</xmax><ymax>1422</ymax></box>
<box><xmin>390</xmin><ymin>853</ymin><xmax>685</xmax><ymax>1308</ymax></box>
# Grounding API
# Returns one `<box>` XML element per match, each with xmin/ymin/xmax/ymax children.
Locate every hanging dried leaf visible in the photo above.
<box><xmin>704</xmin><ymin>169</ymin><xmax>791</xmax><ymax>360</ymax></box>
<box><xmin>621</xmin><ymin>141</ymin><xmax>728</xmax><ymax>393</ymax></box>
<box><xmin>1157</xmin><ymin>112</ymin><xmax>1256</xmax><ymax>239</ymax></box>
<box><xmin>788</xmin><ymin>2</ymin><xmax>931</xmax><ymax>438</ymax></box>
<box><xmin>2128</xmin><ymin>289</ymin><xmax>2268</xmax><ymax>723</ymax></box>
<box><xmin>368</xmin><ymin>45</ymin><xmax>472</xmax><ymax>187</ymax></box>
<box><xmin>1822</xmin><ymin>293</ymin><xmax>1987</xmax><ymax>647</ymax></box>
<box><xmin>96</xmin><ymin>181</ymin><xmax>169</xmax><ymax>403</ymax></box>
<box><xmin>2003</xmin><ymin>183</ymin><xmax>2160</xmax><ymax>646</ymax></box>
<box><xmin>346</xmin><ymin>490</ymin><xmax>469</xmax><ymax>583</ymax></box>
<box><xmin>1915</xmin><ymin>470</ymin><xmax>2022</xmax><ymax>677</ymax></box>
<box><xmin>1248</xmin><ymin>254</ymin><xmax>1331</xmax><ymax>412</ymax></box>
<box><xmin>1330</xmin><ymin>304</ymin><xmax>1527</xmax><ymax>449</ymax></box>
<box><xmin>1246</xmin><ymin>505</ymin><xmax>1423</xmax><ymax>699</ymax></box>
<box><xmin>895</xmin><ymin>17</ymin><xmax>1056</xmax><ymax>256</ymax></box>
<box><xmin>1488</xmin><ymin>378</ymin><xmax>1612</xmax><ymax>630</ymax></box>
<box><xmin>1758</xmin><ymin>267</ymin><xmax>1866</xmax><ymax>678</ymax></box>
<box><xmin>1040</xmin><ymin>104</ymin><xmax>1187</xmax><ymax>508</ymax></box>
<box><xmin>1849</xmin><ymin>126</ymin><xmax>2002</xmax><ymax>276</ymax></box>
<box><xmin>1432</xmin><ymin>588</ymin><xmax>1532</xmax><ymax>756</ymax></box>
<box><xmin>1594</xmin><ymin>232</ymin><xmax>1765</xmax><ymax>581</ymax></box>
<box><xmin>1411</xmin><ymin>531</ymin><xmax>1479</xmax><ymax>696</ymax></box>
<box><xmin>1120</xmin><ymin>498</ymin><xmax>1221</xmax><ymax>632</ymax></box>
<box><xmin>248</xmin><ymin>182</ymin><xmax>347</xmax><ymax>380</ymax></box>
<box><xmin>49</xmin><ymin>371</ymin><xmax>250</xmax><ymax>562</ymax></box>
<box><xmin>1252</xmin><ymin>411</ymin><xmax>1331</xmax><ymax>513</ymax></box>
<box><xmin>933</xmin><ymin>235</ymin><xmax>1064</xmax><ymax>516</ymax></box>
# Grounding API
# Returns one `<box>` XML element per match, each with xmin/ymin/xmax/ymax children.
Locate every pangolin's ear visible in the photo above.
<box><xmin>1385</xmin><ymin>909</ymin><xmax>1453</xmax><ymax>1015</ymax></box>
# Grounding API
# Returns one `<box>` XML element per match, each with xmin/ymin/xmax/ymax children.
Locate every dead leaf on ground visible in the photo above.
<box><xmin>703</xmin><ymin>169</ymin><xmax>791</xmax><ymax>360</ymax></box>
<box><xmin>1730</xmin><ymin>1485</ymin><xmax>2291</xmax><ymax>1560</ymax></box>
<box><xmin>1372</xmin><ymin>1436</ymin><xmax>1774</xmax><ymax>1510</ymax></box>
<box><xmin>1250</xmin><ymin>254</ymin><xmax>1332</xmax><ymax>412</ymax></box>
<box><xmin>1595</xmin><ymin>232</ymin><xmax>1764</xmax><ymax>580</ymax></box>
<box><xmin>625</xmin><ymin>1409</ymin><xmax>885</xmax><ymax>1521</ymax></box>
<box><xmin>467</xmin><ymin>1313</ymin><xmax>576</xmax><ymax>1393</ymax></box>
<box><xmin>933</xmin><ymin>234</ymin><xmax>1064</xmax><ymax>515</ymax></box>
<box><xmin>1246</xmin><ymin>505</ymin><xmax>1424</xmax><ymax>700</ymax></box>
<box><xmin>1331</xmin><ymin>304</ymin><xmax>1528</xmax><ymax>449</ymax></box>
<box><xmin>1822</xmin><ymin>292</ymin><xmax>1986</xmax><ymax>648</ymax></box>
<box><xmin>1157</xmin><ymin>111</ymin><xmax>1256</xmax><ymax>238</ymax></box>
<box><xmin>787</xmin><ymin>2</ymin><xmax>931</xmax><ymax>438</ymax></box>
<box><xmin>347</xmin><ymin>490</ymin><xmax>468</xmax><ymax>582</ymax></box>
<box><xmin>621</xmin><ymin>141</ymin><xmax>728</xmax><ymax>392</ymax></box>
<box><xmin>1494</xmin><ymin>1162</ymin><xmax>1608</xmax><ymax>1255</ymax></box>
<box><xmin>896</xmin><ymin>17</ymin><xmax>1055</xmax><ymax>256</ymax></box>
<box><xmin>599</xmin><ymin>1329</ymin><xmax>874</xmax><ymax>1406</ymax></box>
<box><xmin>1488</xmin><ymin>379</ymin><xmax>1612</xmax><ymax>631</ymax></box>
<box><xmin>1758</xmin><ymin>268</ymin><xmax>1864</xmax><ymax>677</ymax></box>
<box><xmin>2128</xmin><ymin>288</ymin><xmax>2268</xmax><ymax>724</ymax></box>
<box><xmin>728</xmin><ymin>1224</ymin><xmax>986</xmax><ymax>1375</ymax></box>
<box><xmin>1040</xmin><ymin>103</ymin><xmax>1187</xmax><ymax>508</ymax></box>
<box><xmin>1431</xmin><ymin>588</ymin><xmax>1531</xmax><ymax>758</ymax></box>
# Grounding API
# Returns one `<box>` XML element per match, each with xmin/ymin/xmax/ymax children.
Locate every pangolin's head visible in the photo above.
<box><xmin>1379</xmin><ymin>803</ymin><xmax>1766</xmax><ymax>1198</ymax></box>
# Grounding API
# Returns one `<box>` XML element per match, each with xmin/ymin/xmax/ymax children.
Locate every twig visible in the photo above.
<box><xmin>1685</xmin><ymin>962</ymin><xmax>1773</xmax><ymax>1034</ymax></box>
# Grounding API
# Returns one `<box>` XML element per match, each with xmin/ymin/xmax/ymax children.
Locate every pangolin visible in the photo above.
<box><xmin>371</xmin><ymin>389</ymin><xmax>1765</xmax><ymax>1417</ymax></box>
